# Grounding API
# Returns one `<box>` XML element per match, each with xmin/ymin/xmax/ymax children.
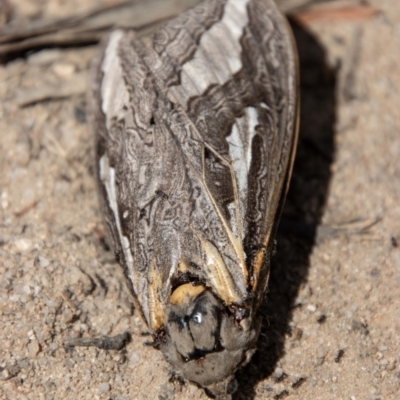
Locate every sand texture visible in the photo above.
<box><xmin>1</xmin><ymin>1</ymin><xmax>399</xmax><ymax>399</ymax></box>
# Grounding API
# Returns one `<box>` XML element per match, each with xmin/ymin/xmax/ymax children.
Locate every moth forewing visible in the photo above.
<box><xmin>89</xmin><ymin>0</ymin><xmax>299</xmax><ymax>397</ymax></box>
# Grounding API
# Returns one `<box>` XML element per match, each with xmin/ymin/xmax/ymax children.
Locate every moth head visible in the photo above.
<box><xmin>160</xmin><ymin>283</ymin><xmax>260</xmax><ymax>397</ymax></box>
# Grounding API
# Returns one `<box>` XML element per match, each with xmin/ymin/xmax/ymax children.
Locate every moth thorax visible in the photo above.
<box><xmin>161</xmin><ymin>283</ymin><xmax>261</xmax><ymax>396</ymax></box>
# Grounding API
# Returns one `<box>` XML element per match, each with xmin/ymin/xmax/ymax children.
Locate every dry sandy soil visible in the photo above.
<box><xmin>1</xmin><ymin>1</ymin><xmax>400</xmax><ymax>399</ymax></box>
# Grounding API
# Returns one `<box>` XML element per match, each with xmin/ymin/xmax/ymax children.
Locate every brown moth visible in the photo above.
<box><xmin>88</xmin><ymin>0</ymin><xmax>299</xmax><ymax>397</ymax></box>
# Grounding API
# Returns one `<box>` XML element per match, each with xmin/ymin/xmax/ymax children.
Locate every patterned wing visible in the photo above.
<box><xmin>89</xmin><ymin>0</ymin><xmax>298</xmax><ymax>331</ymax></box>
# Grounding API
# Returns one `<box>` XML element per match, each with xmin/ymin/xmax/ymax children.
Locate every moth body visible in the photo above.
<box><xmin>89</xmin><ymin>0</ymin><xmax>299</xmax><ymax>397</ymax></box>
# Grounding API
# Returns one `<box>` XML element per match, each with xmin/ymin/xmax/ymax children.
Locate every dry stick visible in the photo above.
<box><xmin>15</xmin><ymin>72</ymin><xmax>88</xmax><ymax>107</ymax></box>
<box><xmin>0</xmin><ymin>0</ymin><xmax>201</xmax><ymax>56</ymax></box>
<box><xmin>64</xmin><ymin>332</ymin><xmax>131</xmax><ymax>351</ymax></box>
<box><xmin>0</xmin><ymin>1</ymin><xmax>379</xmax><ymax>58</ymax></box>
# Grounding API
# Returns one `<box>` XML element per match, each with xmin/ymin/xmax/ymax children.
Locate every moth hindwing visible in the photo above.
<box><xmin>88</xmin><ymin>0</ymin><xmax>299</xmax><ymax>397</ymax></box>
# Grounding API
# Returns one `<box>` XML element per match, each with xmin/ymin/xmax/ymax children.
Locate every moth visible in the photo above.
<box><xmin>88</xmin><ymin>0</ymin><xmax>299</xmax><ymax>397</ymax></box>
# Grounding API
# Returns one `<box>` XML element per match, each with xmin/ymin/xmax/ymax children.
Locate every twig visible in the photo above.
<box><xmin>290</xmin><ymin>1</ymin><xmax>380</xmax><ymax>25</ymax></box>
<box><xmin>0</xmin><ymin>0</ymin><xmax>201</xmax><ymax>57</ymax></box>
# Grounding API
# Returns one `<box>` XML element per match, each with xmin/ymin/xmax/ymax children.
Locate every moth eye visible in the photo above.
<box><xmin>192</xmin><ymin>312</ymin><xmax>202</xmax><ymax>324</ymax></box>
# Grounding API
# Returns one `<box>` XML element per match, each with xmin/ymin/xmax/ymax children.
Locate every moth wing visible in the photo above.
<box><xmin>89</xmin><ymin>0</ymin><xmax>299</xmax><ymax>329</ymax></box>
<box><xmin>142</xmin><ymin>0</ymin><xmax>299</xmax><ymax>304</ymax></box>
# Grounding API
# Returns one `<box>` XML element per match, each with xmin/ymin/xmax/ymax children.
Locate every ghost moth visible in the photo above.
<box><xmin>88</xmin><ymin>0</ymin><xmax>299</xmax><ymax>397</ymax></box>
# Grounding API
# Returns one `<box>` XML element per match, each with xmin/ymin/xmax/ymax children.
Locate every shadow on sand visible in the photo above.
<box><xmin>234</xmin><ymin>18</ymin><xmax>337</xmax><ymax>400</ymax></box>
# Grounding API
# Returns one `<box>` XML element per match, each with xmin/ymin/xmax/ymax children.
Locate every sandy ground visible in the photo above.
<box><xmin>1</xmin><ymin>1</ymin><xmax>400</xmax><ymax>399</ymax></box>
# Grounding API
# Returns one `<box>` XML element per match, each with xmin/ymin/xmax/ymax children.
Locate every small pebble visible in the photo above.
<box><xmin>97</xmin><ymin>383</ymin><xmax>110</xmax><ymax>393</ymax></box>
<box><xmin>38</xmin><ymin>256</ymin><xmax>50</xmax><ymax>268</ymax></box>
<box><xmin>14</xmin><ymin>239</ymin><xmax>33</xmax><ymax>252</ymax></box>
<box><xmin>317</xmin><ymin>347</ymin><xmax>328</xmax><ymax>359</ymax></box>
<box><xmin>129</xmin><ymin>352</ymin><xmax>140</xmax><ymax>364</ymax></box>
<box><xmin>52</xmin><ymin>63</ymin><xmax>76</xmax><ymax>78</ymax></box>
<box><xmin>316</xmin><ymin>346</ymin><xmax>328</xmax><ymax>365</ymax></box>
<box><xmin>291</xmin><ymin>327</ymin><xmax>303</xmax><ymax>341</ymax></box>
<box><xmin>307</xmin><ymin>304</ymin><xmax>317</xmax><ymax>313</ymax></box>
<box><xmin>27</xmin><ymin>341</ymin><xmax>41</xmax><ymax>357</ymax></box>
